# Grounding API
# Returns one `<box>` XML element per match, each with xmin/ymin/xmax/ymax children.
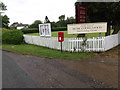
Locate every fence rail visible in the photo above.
<box><xmin>23</xmin><ymin>33</ymin><xmax>120</xmax><ymax>52</ymax></box>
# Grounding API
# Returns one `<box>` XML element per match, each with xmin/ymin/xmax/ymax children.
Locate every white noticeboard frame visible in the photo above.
<box><xmin>67</xmin><ymin>22</ymin><xmax>107</xmax><ymax>34</ymax></box>
<box><xmin>39</xmin><ymin>23</ymin><xmax>51</xmax><ymax>37</ymax></box>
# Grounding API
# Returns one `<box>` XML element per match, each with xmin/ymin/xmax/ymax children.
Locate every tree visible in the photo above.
<box><xmin>112</xmin><ymin>2</ymin><xmax>120</xmax><ymax>34</ymax></box>
<box><xmin>59</xmin><ymin>15</ymin><xmax>65</xmax><ymax>21</ymax></box>
<box><xmin>82</xmin><ymin>2</ymin><xmax>120</xmax><ymax>36</ymax></box>
<box><xmin>30</xmin><ymin>20</ymin><xmax>42</xmax><ymax>29</ymax></box>
<box><xmin>51</xmin><ymin>21</ymin><xmax>58</xmax><ymax>28</ymax></box>
<box><xmin>58</xmin><ymin>15</ymin><xmax>66</xmax><ymax>27</ymax></box>
<box><xmin>0</xmin><ymin>2</ymin><xmax>7</xmax><ymax>11</ymax></box>
<box><xmin>44</xmin><ymin>16</ymin><xmax>50</xmax><ymax>23</ymax></box>
<box><xmin>0</xmin><ymin>2</ymin><xmax>8</xmax><ymax>28</ymax></box>
<box><xmin>66</xmin><ymin>17</ymin><xmax>75</xmax><ymax>24</ymax></box>
<box><xmin>0</xmin><ymin>15</ymin><xmax>9</xmax><ymax>28</ymax></box>
<box><xmin>51</xmin><ymin>16</ymin><xmax>75</xmax><ymax>28</ymax></box>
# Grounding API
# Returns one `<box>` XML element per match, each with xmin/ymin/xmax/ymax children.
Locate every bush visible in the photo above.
<box><xmin>52</xmin><ymin>27</ymin><xmax>67</xmax><ymax>31</ymax></box>
<box><xmin>2</xmin><ymin>29</ymin><xmax>24</xmax><ymax>44</ymax></box>
<box><xmin>21</xmin><ymin>28</ymin><xmax>38</xmax><ymax>34</ymax></box>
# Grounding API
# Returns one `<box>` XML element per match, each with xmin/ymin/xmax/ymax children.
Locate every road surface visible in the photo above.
<box><xmin>2</xmin><ymin>52</ymin><xmax>37</xmax><ymax>88</ymax></box>
<box><xmin>2</xmin><ymin>50</ymin><xmax>108</xmax><ymax>88</ymax></box>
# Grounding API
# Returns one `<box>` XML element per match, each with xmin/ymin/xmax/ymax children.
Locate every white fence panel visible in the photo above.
<box><xmin>23</xmin><ymin>33</ymin><xmax>120</xmax><ymax>52</ymax></box>
<box><xmin>104</xmin><ymin>33</ymin><xmax>120</xmax><ymax>51</ymax></box>
<box><xmin>24</xmin><ymin>35</ymin><xmax>33</xmax><ymax>44</ymax></box>
<box><xmin>68</xmin><ymin>37</ymin><xmax>105</xmax><ymax>52</ymax></box>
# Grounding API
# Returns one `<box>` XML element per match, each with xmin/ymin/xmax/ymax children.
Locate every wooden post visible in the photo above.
<box><xmin>99</xmin><ymin>33</ymin><xmax>102</xmax><ymax>37</ymax></box>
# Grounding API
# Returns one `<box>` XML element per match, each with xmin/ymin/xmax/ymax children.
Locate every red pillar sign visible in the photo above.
<box><xmin>75</xmin><ymin>3</ymin><xmax>87</xmax><ymax>23</ymax></box>
<box><xmin>58</xmin><ymin>32</ymin><xmax>64</xmax><ymax>42</ymax></box>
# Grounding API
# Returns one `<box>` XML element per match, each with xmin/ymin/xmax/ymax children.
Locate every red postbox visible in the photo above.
<box><xmin>58</xmin><ymin>32</ymin><xmax>64</xmax><ymax>42</ymax></box>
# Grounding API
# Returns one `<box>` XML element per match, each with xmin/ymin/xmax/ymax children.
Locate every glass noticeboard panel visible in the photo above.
<box><xmin>39</xmin><ymin>23</ymin><xmax>51</xmax><ymax>37</ymax></box>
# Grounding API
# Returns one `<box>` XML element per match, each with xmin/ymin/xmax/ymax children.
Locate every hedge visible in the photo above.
<box><xmin>2</xmin><ymin>29</ymin><xmax>24</xmax><ymax>44</ymax></box>
<box><xmin>21</xmin><ymin>27</ymin><xmax>67</xmax><ymax>34</ymax></box>
<box><xmin>21</xmin><ymin>28</ymin><xmax>38</xmax><ymax>34</ymax></box>
<box><xmin>52</xmin><ymin>27</ymin><xmax>67</xmax><ymax>31</ymax></box>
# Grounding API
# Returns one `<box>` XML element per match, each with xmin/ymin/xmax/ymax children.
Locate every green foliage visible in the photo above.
<box><xmin>30</xmin><ymin>20</ymin><xmax>42</xmax><ymax>29</ymax></box>
<box><xmin>2</xmin><ymin>29</ymin><xmax>24</xmax><ymax>44</ymax></box>
<box><xmin>25</xmin><ymin>31</ymin><xmax>77</xmax><ymax>38</ymax></box>
<box><xmin>0</xmin><ymin>28</ymin><xmax>11</xmax><ymax>40</ymax></box>
<box><xmin>25</xmin><ymin>30</ymin><xmax>120</xmax><ymax>38</ymax></box>
<box><xmin>44</xmin><ymin>16</ymin><xmax>50</xmax><ymax>23</ymax></box>
<box><xmin>0</xmin><ymin>15</ymin><xmax>10</xmax><ymax>28</ymax></box>
<box><xmin>51</xmin><ymin>21</ymin><xmax>58</xmax><ymax>28</ymax></box>
<box><xmin>0</xmin><ymin>2</ymin><xmax>7</xmax><ymax>10</ymax></box>
<box><xmin>0</xmin><ymin>28</ymin><xmax>8</xmax><ymax>37</ymax></box>
<box><xmin>75</xmin><ymin>2</ymin><xmax>120</xmax><ymax>35</ymax></box>
<box><xmin>66</xmin><ymin>17</ymin><xmax>75</xmax><ymax>24</ymax></box>
<box><xmin>59</xmin><ymin>15</ymin><xmax>65</xmax><ymax>21</ymax></box>
<box><xmin>51</xmin><ymin>15</ymin><xmax>75</xmax><ymax>28</ymax></box>
<box><xmin>52</xmin><ymin>27</ymin><xmax>67</xmax><ymax>31</ymax></box>
<box><xmin>22</xmin><ymin>26</ymin><xmax>66</xmax><ymax>34</ymax></box>
<box><xmin>83</xmin><ymin>2</ymin><xmax>119</xmax><ymax>23</ymax></box>
<box><xmin>3</xmin><ymin>44</ymin><xmax>93</xmax><ymax>60</ymax></box>
<box><xmin>58</xmin><ymin>15</ymin><xmax>66</xmax><ymax>27</ymax></box>
<box><xmin>21</xmin><ymin>28</ymin><xmax>38</xmax><ymax>34</ymax></box>
<box><xmin>0</xmin><ymin>2</ymin><xmax>9</xmax><ymax>28</ymax></box>
<box><xmin>1</xmin><ymin>28</ymin><xmax>10</xmax><ymax>31</ymax></box>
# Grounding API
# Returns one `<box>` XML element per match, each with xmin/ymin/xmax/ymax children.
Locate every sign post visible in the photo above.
<box><xmin>58</xmin><ymin>32</ymin><xmax>64</xmax><ymax>52</ymax></box>
<box><xmin>61</xmin><ymin>41</ymin><xmax>62</xmax><ymax>52</ymax></box>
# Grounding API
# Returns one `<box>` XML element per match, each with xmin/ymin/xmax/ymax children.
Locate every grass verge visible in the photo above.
<box><xmin>2</xmin><ymin>44</ymin><xmax>93</xmax><ymax>60</ymax></box>
<box><xmin>25</xmin><ymin>30</ymin><xmax>120</xmax><ymax>38</ymax></box>
<box><xmin>25</xmin><ymin>31</ymin><xmax>106</xmax><ymax>38</ymax></box>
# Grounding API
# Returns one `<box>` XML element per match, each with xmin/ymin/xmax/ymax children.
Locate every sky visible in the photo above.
<box><xmin>1</xmin><ymin>0</ymin><xmax>76</xmax><ymax>25</ymax></box>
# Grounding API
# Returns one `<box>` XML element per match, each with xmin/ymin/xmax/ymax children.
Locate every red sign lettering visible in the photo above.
<box><xmin>75</xmin><ymin>4</ymin><xmax>87</xmax><ymax>23</ymax></box>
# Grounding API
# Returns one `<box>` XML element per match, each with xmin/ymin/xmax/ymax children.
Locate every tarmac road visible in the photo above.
<box><xmin>2</xmin><ymin>52</ymin><xmax>37</xmax><ymax>88</ymax></box>
<box><xmin>2</xmin><ymin>50</ymin><xmax>108</xmax><ymax>88</ymax></box>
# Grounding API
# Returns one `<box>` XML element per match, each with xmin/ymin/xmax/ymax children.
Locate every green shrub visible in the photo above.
<box><xmin>21</xmin><ymin>27</ymin><xmax>66</xmax><ymax>34</ymax></box>
<box><xmin>1</xmin><ymin>28</ymin><xmax>11</xmax><ymax>32</ymax></box>
<box><xmin>52</xmin><ymin>27</ymin><xmax>67</xmax><ymax>31</ymax></box>
<box><xmin>2</xmin><ymin>30</ymin><xmax>24</xmax><ymax>44</ymax></box>
<box><xmin>21</xmin><ymin>28</ymin><xmax>38</xmax><ymax>34</ymax></box>
<box><xmin>1</xmin><ymin>28</ymin><xmax>12</xmax><ymax>43</ymax></box>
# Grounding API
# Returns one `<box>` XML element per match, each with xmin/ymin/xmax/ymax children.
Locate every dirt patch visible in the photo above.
<box><xmin>59</xmin><ymin>45</ymin><xmax>119</xmax><ymax>88</ymax></box>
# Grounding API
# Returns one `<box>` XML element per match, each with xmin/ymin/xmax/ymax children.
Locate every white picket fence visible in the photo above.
<box><xmin>23</xmin><ymin>33</ymin><xmax>120</xmax><ymax>52</ymax></box>
<box><xmin>104</xmin><ymin>33</ymin><xmax>120</xmax><ymax>51</ymax></box>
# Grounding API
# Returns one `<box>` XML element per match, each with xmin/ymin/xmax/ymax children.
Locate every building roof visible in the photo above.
<box><xmin>10</xmin><ymin>23</ymin><xmax>29</xmax><ymax>27</ymax></box>
<box><xmin>77</xmin><ymin>0</ymin><xmax>117</xmax><ymax>2</ymax></box>
<box><xmin>17</xmin><ymin>24</ymin><xmax>29</xmax><ymax>27</ymax></box>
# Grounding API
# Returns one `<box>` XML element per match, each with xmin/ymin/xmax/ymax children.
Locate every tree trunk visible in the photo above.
<box><xmin>112</xmin><ymin>24</ymin><xmax>120</xmax><ymax>35</ymax></box>
<box><xmin>105</xmin><ymin>24</ymin><xmax>111</xmax><ymax>36</ymax></box>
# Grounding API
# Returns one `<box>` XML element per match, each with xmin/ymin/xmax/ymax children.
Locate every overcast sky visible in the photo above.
<box><xmin>1</xmin><ymin>0</ymin><xmax>76</xmax><ymax>25</ymax></box>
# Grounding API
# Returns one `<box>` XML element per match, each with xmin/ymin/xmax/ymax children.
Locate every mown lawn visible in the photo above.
<box><xmin>25</xmin><ymin>31</ymin><xmax>105</xmax><ymax>38</ymax></box>
<box><xmin>2</xmin><ymin>44</ymin><xmax>93</xmax><ymax>60</ymax></box>
<box><xmin>25</xmin><ymin>30</ymin><xmax>120</xmax><ymax>38</ymax></box>
<box><xmin>25</xmin><ymin>31</ymin><xmax>77</xmax><ymax>38</ymax></box>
